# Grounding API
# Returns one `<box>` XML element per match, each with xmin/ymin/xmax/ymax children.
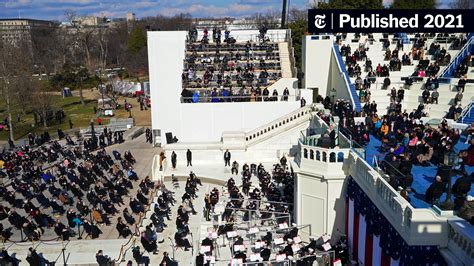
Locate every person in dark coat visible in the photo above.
<box><xmin>171</xmin><ymin>151</ymin><xmax>177</xmax><ymax>169</ymax></box>
<box><xmin>160</xmin><ymin>252</ymin><xmax>177</xmax><ymax>266</ymax></box>
<box><xmin>96</xmin><ymin>250</ymin><xmax>111</xmax><ymax>266</ymax></box>
<box><xmin>425</xmin><ymin>176</ymin><xmax>447</xmax><ymax>204</ymax></box>
<box><xmin>452</xmin><ymin>174</ymin><xmax>472</xmax><ymax>198</ymax></box>
<box><xmin>224</xmin><ymin>149</ymin><xmax>231</xmax><ymax>166</ymax></box>
<box><xmin>186</xmin><ymin>149</ymin><xmax>192</xmax><ymax>167</ymax></box>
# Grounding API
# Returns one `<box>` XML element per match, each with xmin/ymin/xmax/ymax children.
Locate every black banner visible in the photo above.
<box><xmin>308</xmin><ymin>9</ymin><xmax>474</xmax><ymax>33</ymax></box>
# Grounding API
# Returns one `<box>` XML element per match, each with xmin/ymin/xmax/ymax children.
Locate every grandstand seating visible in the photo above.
<box><xmin>338</xmin><ymin>32</ymin><xmax>474</xmax><ymax>118</ymax></box>
<box><xmin>181</xmin><ymin>37</ymin><xmax>289</xmax><ymax>103</ymax></box>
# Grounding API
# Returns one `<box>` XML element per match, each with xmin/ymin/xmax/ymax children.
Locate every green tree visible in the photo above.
<box><xmin>318</xmin><ymin>0</ymin><xmax>383</xmax><ymax>9</ymax></box>
<box><xmin>390</xmin><ymin>0</ymin><xmax>437</xmax><ymax>9</ymax></box>
<box><xmin>288</xmin><ymin>9</ymin><xmax>308</xmax><ymax>87</ymax></box>
<box><xmin>50</xmin><ymin>65</ymin><xmax>97</xmax><ymax>106</ymax></box>
<box><xmin>127</xmin><ymin>27</ymin><xmax>147</xmax><ymax>55</ymax></box>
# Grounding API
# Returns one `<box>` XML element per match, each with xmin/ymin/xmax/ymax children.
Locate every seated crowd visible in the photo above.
<box><xmin>181</xmin><ymin>28</ymin><xmax>285</xmax><ymax>103</ymax></box>
<box><xmin>0</xmin><ymin>131</ymin><xmax>155</xmax><ymax>253</ymax></box>
<box><xmin>192</xmin><ymin>158</ymin><xmax>348</xmax><ymax>264</ymax></box>
<box><xmin>339</xmin><ymin>33</ymin><xmax>468</xmax><ymax>108</ymax></box>
<box><xmin>319</xmin><ymin>97</ymin><xmax>473</xmax><ymax>224</ymax></box>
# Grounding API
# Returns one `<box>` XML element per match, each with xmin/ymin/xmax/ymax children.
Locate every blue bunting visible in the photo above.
<box><xmin>346</xmin><ymin>177</ymin><xmax>446</xmax><ymax>265</ymax></box>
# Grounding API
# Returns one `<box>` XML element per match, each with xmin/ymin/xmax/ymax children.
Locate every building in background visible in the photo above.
<box><xmin>71</xmin><ymin>16</ymin><xmax>107</xmax><ymax>26</ymax></box>
<box><xmin>126</xmin><ymin>12</ymin><xmax>135</xmax><ymax>32</ymax></box>
<box><xmin>0</xmin><ymin>18</ymin><xmax>58</xmax><ymax>45</ymax></box>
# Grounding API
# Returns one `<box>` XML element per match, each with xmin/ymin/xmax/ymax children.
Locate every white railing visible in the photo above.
<box><xmin>300</xmin><ymin>142</ymin><xmax>350</xmax><ymax>164</ymax></box>
<box><xmin>346</xmin><ymin>151</ymin><xmax>451</xmax><ymax>246</ymax></box>
<box><xmin>459</xmin><ymin>100</ymin><xmax>474</xmax><ymax>124</ymax></box>
<box><xmin>332</xmin><ymin>44</ymin><xmax>361</xmax><ymax>112</ymax></box>
<box><xmin>244</xmin><ymin>104</ymin><xmax>313</xmax><ymax>145</ymax></box>
<box><xmin>438</xmin><ymin>36</ymin><xmax>474</xmax><ymax>78</ymax></box>
<box><xmin>285</xmin><ymin>29</ymin><xmax>298</xmax><ymax>78</ymax></box>
<box><xmin>447</xmin><ymin>219</ymin><xmax>474</xmax><ymax>264</ymax></box>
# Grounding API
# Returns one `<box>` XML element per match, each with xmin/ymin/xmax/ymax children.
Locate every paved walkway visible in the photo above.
<box><xmin>3</xmin><ymin>134</ymin><xmax>161</xmax><ymax>265</ymax></box>
<box><xmin>119</xmin><ymin>161</ymin><xmax>280</xmax><ymax>265</ymax></box>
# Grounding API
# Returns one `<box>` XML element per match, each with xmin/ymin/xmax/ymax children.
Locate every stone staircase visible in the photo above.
<box><xmin>278</xmin><ymin>42</ymin><xmax>293</xmax><ymax>78</ymax></box>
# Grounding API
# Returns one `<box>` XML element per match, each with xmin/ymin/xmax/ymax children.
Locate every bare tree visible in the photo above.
<box><xmin>0</xmin><ymin>41</ymin><xmax>30</xmax><ymax>141</ymax></box>
<box><xmin>31</xmin><ymin>81</ymin><xmax>53</xmax><ymax>128</ymax></box>
<box><xmin>288</xmin><ymin>8</ymin><xmax>307</xmax><ymax>23</ymax></box>
<box><xmin>250</xmin><ymin>10</ymin><xmax>281</xmax><ymax>30</ymax></box>
<box><xmin>104</xmin><ymin>78</ymin><xmax>124</xmax><ymax>109</ymax></box>
<box><xmin>450</xmin><ymin>0</ymin><xmax>470</xmax><ymax>8</ymax></box>
<box><xmin>64</xmin><ymin>10</ymin><xmax>97</xmax><ymax>72</ymax></box>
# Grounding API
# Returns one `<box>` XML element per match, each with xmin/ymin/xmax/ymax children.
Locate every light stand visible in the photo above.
<box><xmin>440</xmin><ymin>150</ymin><xmax>457</xmax><ymax>210</ymax></box>
<box><xmin>61</xmin><ymin>236</ymin><xmax>67</xmax><ymax>266</ymax></box>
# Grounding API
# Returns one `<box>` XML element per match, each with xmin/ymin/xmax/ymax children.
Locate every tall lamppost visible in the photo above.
<box><xmin>440</xmin><ymin>149</ymin><xmax>457</xmax><ymax>210</ymax></box>
<box><xmin>90</xmin><ymin>118</ymin><xmax>95</xmax><ymax>138</ymax></box>
<box><xmin>329</xmin><ymin>87</ymin><xmax>337</xmax><ymax>109</ymax></box>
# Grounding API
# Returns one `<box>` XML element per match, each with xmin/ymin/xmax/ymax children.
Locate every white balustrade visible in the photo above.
<box><xmin>245</xmin><ymin>105</ymin><xmax>313</xmax><ymax>145</ymax></box>
<box><xmin>347</xmin><ymin>151</ymin><xmax>453</xmax><ymax>246</ymax></box>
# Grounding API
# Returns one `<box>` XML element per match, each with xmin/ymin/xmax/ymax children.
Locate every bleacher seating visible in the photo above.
<box><xmin>337</xmin><ymin>32</ymin><xmax>473</xmax><ymax>118</ymax></box>
<box><xmin>181</xmin><ymin>33</ymin><xmax>287</xmax><ymax>103</ymax></box>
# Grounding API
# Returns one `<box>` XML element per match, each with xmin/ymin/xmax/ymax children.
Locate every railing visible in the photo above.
<box><xmin>189</xmin><ymin>31</ymin><xmax>287</xmax><ymax>44</ymax></box>
<box><xmin>346</xmin><ymin>151</ymin><xmax>451</xmax><ymax>246</ymax></box>
<box><xmin>114</xmin><ymin>184</ymin><xmax>157</xmax><ymax>263</ymax></box>
<box><xmin>447</xmin><ymin>219</ymin><xmax>474</xmax><ymax>264</ymax></box>
<box><xmin>244</xmin><ymin>104</ymin><xmax>314</xmax><ymax>145</ymax></box>
<box><xmin>300</xmin><ymin>141</ymin><xmax>350</xmax><ymax>164</ymax></box>
<box><xmin>285</xmin><ymin>29</ymin><xmax>298</xmax><ymax>78</ymax></box>
<box><xmin>332</xmin><ymin>44</ymin><xmax>362</xmax><ymax>112</ymax></box>
<box><xmin>399</xmin><ymin>33</ymin><xmax>410</xmax><ymax>44</ymax></box>
<box><xmin>180</xmin><ymin>94</ymin><xmax>300</xmax><ymax>103</ymax></box>
<box><xmin>439</xmin><ymin>34</ymin><xmax>474</xmax><ymax>78</ymax></box>
<box><xmin>459</xmin><ymin>100</ymin><xmax>474</xmax><ymax>124</ymax></box>
<box><xmin>81</xmin><ymin>118</ymin><xmax>134</xmax><ymax>136</ymax></box>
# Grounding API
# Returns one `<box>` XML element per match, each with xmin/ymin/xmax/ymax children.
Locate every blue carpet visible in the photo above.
<box><xmin>362</xmin><ymin>134</ymin><xmax>474</xmax><ymax>208</ymax></box>
<box><xmin>365</xmin><ymin>135</ymin><xmax>383</xmax><ymax>166</ymax></box>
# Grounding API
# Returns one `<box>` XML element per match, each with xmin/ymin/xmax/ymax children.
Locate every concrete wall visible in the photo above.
<box><xmin>179</xmin><ymin>101</ymin><xmax>300</xmax><ymax>142</ymax></box>
<box><xmin>294</xmin><ymin>144</ymin><xmax>349</xmax><ymax>239</ymax></box>
<box><xmin>148</xmin><ymin>30</ymin><xmax>301</xmax><ymax>144</ymax></box>
<box><xmin>329</xmin><ymin>48</ymin><xmax>352</xmax><ymax>103</ymax></box>
<box><xmin>302</xmin><ymin>35</ymin><xmax>334</xmax><ymax>97</ymax></box>
<box><xmin>148</xmin><ymin>31</ymin><xmax>187</xmax><ymax>144</ymax></box>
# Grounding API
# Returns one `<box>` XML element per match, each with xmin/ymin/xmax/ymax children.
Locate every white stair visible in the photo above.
<box><xmin>278</xmin><ymin>42</ymin><xmax>293</xmax><ymax>78</ymax></box>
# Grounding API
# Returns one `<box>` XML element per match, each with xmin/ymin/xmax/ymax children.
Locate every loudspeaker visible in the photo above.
<box><xmin>165</xmin><ymin>132</ymin><xmax>173</xmax><ymax>144</ymax></box>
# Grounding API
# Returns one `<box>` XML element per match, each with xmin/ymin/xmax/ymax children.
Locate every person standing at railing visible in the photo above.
<box><xmin>300</xmin><ymin>97</ymin><xmax>306</xmax><ymax>108</ymax></box>
<box><xmin>282</xmin><ymin>87</ymin><xmax>289</xmax><ymax>101</ymax></box>
<box><xmin>186</xmin><ymin>149</ymin><xmax>192</xmax><ymax>167</ymax></box>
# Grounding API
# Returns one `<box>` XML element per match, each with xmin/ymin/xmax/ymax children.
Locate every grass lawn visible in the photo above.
<box><xmin>0</xmin><ymin>95</ymin><xmax>113</xmax><ymax>141</ymax></box>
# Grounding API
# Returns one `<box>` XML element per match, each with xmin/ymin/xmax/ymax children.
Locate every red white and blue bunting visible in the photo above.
<box><xmin>346</xmin><ymin>177</ymin><xmax>446</xmax><ymax>266</ymax></box>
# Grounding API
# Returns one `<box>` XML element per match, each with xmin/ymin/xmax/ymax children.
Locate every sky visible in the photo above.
<box><xmin>0</xmin><ymin>0</ymin><xmax>311</xmax><ymax>21</ymax></box>
<box><xmin>0</xmin><ymin>0</ymin><xmax>455</xmax><ymax>21</ymax></box>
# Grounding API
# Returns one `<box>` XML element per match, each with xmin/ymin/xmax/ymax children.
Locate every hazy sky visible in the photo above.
<box><xmin>0</xmin><ymin>0</ymin><xmax>311</xmax><ymax>21</ymax></box>
<box><xmin>0</xmin><ymin>0</ymin><xmax>455</xmax><ymax>21</ymax></box>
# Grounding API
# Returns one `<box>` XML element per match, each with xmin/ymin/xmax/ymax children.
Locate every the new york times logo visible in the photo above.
<box><xmin>314</xmin><ymin>14</ymin><xmax>326</xmax><ymax>29</ymax></box>
<box><xmin>308</xmin><ymin>9</ymin><xmax>474</xmax><ymax>33</ymax></box>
